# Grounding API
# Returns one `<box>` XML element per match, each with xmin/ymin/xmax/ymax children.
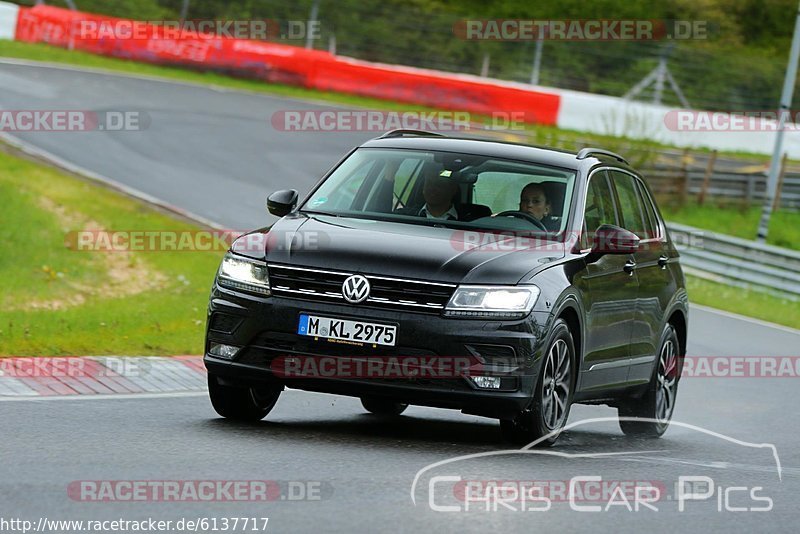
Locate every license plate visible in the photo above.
<box><xmin>297</xmin><ymin>314</ymin><xmax>397</xmax><ymax>347</ymax></box>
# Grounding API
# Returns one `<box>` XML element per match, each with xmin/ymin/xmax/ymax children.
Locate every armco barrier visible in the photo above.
<box><xmin>11</xmin><ymin>5</ymin><xmax>561</xmax><ymax>125</ymax></box>
<box><xmin>313</xmin><ymin>56</ymin><xmax>560</xmax><ymax>124</ymax></box>
<box><xmin>668</xmin><ymin>222</ymin><xmax>800</xmax><ymax>299</ymax></box>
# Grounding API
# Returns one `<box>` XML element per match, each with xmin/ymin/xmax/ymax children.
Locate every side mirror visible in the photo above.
<box><xmin>587</xmin><ymin>224</ymin><xmax>640</xmax><ymax>260</ymax></box>
<box><xmin>267</xmin><ymin>189</ymin><xmax>298</xmax><ymax>217</ymax></box>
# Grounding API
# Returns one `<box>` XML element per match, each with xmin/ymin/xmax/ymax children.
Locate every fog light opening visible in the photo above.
<box><xmin>208</xmin><ymin>343</ymin><xmax>241</xmax><ymax>360</ymax></box>
<box><xmin>471</xmin><ymin>375</ymin><xmax>502</xmax><ymax>389</ymax></box>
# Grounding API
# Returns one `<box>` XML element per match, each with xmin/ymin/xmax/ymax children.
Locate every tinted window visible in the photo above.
<box><xmin>610</xmin><ymin>171</ymin><xmax>647</xmax><ymax>238</ymax></box>
<box><xmin>636</xmin><ymin>180</ymin><xmax>661</xmax><ymax>240</ymax></box>
<box><xmin>582</xmin><ymin>171</ymin><xmax>617</xmax><ymax>249</ymax></box>
<box><xmin>303</xmin><ymin>148</ymin><xmax>576</xmax><ymax>234</ymax></box>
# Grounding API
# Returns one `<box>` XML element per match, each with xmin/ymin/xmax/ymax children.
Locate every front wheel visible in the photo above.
<box><xmin>618</xmin><ymin>324</ymin><xmax>681</xmax><ymax>437</ymax></box>
<box><xmin>208</xmin><ymin>375</ymin><xmax>282</xmax><ymax>421</ymax></box>
<box><xmin>501</xmin><ymin>318</ymin><xmax>575</xmax><ymax>446</ymax></box>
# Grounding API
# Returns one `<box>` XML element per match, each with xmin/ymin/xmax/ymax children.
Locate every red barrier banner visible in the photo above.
<box><xmin>14</xmin><ymin>5</ymin><xmax>560</xmax><ymax>126</ymax></box>
<box><xmin>14</xmin><ymin>6</ymin><xmax>326</xmax><ymax>85</ymax></box>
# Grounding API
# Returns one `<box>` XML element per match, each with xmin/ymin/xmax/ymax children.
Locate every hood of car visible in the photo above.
<box><xmin>232</xmin><ymin>213</ymin><xmax>565</xmax><ymax>285</ymax></box>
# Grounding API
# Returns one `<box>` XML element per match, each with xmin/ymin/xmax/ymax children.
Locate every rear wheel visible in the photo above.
<box><xmin>501</xmin><ymin>319</ymin><xmax>574</xmax><ymax>446</ymax></box>
<box><xmin>361</xmin><ymin>396</ymin><xmax>408</xmax><ymax>416</ymax></box>
<box><xmin>618</xmin><ymin>324</ymin><xmax>681</xmax><ymax>437</ymax></box>
<box><xmin>208</xmin><ymin>375</ymin><xmax>282</xmax><ymax>421</ymax></box>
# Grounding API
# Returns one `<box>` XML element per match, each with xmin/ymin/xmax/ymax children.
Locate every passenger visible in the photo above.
<box><xmin>519</xmin><ymin>182</ymin><xmax>560</xmax><ymax>231</ymax></box>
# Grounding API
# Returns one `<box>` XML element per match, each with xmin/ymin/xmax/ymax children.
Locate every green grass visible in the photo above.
<box><xmin>0</xmin><ymin>147</ymin><xmax>224</xmax><ymax>356</ymax></box>
<box><xmin>686</xmin><ymin>276</ymin><xmax>800</xmax><ymax>330</ymax></box>
<box><xmin>660</xmin><ymin>200</ymin><xmax>800</xmax><ymax>251</ymax></box>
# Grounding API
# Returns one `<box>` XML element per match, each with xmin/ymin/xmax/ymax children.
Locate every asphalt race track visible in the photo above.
<box><xmin>1</xmin><ymin>60</ymin><xmax>799</xmax><ymax>533</ymax></box>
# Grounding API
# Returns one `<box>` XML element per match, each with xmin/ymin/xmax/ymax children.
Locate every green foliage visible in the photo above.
<box><xmin>687</xmin><ymin>275</ymin><xmax>800</xmax><ymax>330</ymax></box>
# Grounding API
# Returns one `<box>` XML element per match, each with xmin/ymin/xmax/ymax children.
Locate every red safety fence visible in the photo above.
<box><xmin>14</xmin><ymin>5</ymin><xmax>560</xmax><ymax>125</ymax></box>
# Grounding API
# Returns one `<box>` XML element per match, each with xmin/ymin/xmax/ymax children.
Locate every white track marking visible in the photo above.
<box><xmin>0</xmin><ymin>390</ymin><xmax>207</xmax><ymax>402</ymax></box>
<box><xmin>690</xmin><ymin>303</ymin><xmax>800</xmax><ymax>336</ymax></box>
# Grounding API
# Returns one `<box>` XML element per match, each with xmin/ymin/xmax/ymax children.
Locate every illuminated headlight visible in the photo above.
<box><xmin>444</xmin><ymin>286</ymin><xmax>539</xmax><ymax>319</ymax></box>
<box><xmin>217</xmin><ymin>252</ymin><xmax>270</xmax><ymax>296</ymax></box>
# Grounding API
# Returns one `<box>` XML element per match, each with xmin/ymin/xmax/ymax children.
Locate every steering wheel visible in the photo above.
<box><xmin>495</xmin><ymin>210</ymin><xmax>548</xmax><ymax>231</ymax></box>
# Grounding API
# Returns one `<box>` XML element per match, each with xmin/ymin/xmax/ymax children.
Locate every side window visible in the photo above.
<box><xmin>636</xmin><ymin>180</ymin><xmax>661</xmax><ymax>240</ymax></box>
<box><xmin>582</xmin><ymin>171</ymin><xmax>617</xmax><ymax>249</ymax></box>
<box><xmin>609</xmin><ymin>171</ymin><xmax>647</xmax><ymax>239</ymax></box>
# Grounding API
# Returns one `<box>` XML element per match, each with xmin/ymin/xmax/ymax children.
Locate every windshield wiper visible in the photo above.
<box><xmin>300</xmin><ymin>209</ymin><xmax>341</xmax><ymax>217</ymax></box>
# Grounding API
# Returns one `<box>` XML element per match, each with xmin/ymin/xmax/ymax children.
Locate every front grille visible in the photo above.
<box><xmin>268</xmin><ymin>264</ymin><xmax>456</xmax><ymax>314</ymax></box>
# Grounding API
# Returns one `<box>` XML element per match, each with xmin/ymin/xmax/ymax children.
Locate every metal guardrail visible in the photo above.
<box><xmin>666</xmin><ymin>222</ymin><xmax>800</xmax><ymax>299</ymax></box>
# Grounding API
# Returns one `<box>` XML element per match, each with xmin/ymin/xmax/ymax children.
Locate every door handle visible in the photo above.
<box><xmin>623</xmin><ymin>259</ymin><xmax>637</xmax><ymax>274</ymax></box>
<box><xmin>658</xmin><ymin>255</ymin><xmax>669</xmax><ymax>269</ymax></box>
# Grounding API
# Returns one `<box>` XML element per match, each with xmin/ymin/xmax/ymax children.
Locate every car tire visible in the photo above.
<box><xmin>361</xmin><ymin>396</ymin><xmax>408</xmax><ymax>416</ymax></box>
<box><xmin>208</xmin><ymin>374</ymin><xmax>282</xmax><ymax>421</ymax></box>
<box><xmin>618</xmin><ymin>324</ymin><xmax>681</xmax><ymax>437</ymax></box>
<box><xmin>500</xmin><ymin>318</ymin><xmax>575</xmax><ymax>447</ymax></box>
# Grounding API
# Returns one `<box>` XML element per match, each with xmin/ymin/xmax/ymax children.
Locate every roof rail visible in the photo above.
<box><xmin>375</xmin><ymin>129</ymin><xmax>446</xmax><ymax>139</ymax></box>
<box><xmin>576</xmin><ymin>147</ymin><xmax>629</xmax><ymax>164</ymax></box>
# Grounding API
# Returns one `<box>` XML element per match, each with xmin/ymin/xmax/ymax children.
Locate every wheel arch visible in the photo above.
<box><xmin>667</xmin><ymin>308</ymin><xmax>688</xmax><ymax>359</ymax></box>
<box><xmin>551</xmin><ymin>294</ymin><xmax>584</xmax><ymax>384</ymax></box>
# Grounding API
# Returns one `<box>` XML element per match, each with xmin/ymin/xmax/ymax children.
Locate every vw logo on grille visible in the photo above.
<box><xmin>342</xmin><ymin>275</ymin><xmax>370</xmax><ymax>304</ymax></box>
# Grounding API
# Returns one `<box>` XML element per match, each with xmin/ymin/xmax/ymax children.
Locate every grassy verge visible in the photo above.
<box><xmin>686</xmin><ymin>276</ymin><xmax>800</xmax><ymax>330</ymax></box>
<box><xmin>660</xmin><ymin>200</ymin><xmax>800</xmax><ymax>251</ymax></box>
<box><xmin>0</xmin><ymin>146</ymin><xmax>223</xmax><ymax>356</ymax></box>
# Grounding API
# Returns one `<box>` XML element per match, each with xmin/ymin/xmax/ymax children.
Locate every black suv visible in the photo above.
<box><xmin>204</xmin><ymin>131</ymin><xmax>688</xmax><ymax>445</ymax></box>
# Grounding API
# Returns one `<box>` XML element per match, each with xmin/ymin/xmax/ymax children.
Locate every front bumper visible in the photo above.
<box><xmin>204</xmin><ymin>285</ymin><xmax>551</xmax><ymax>418</ymax></box>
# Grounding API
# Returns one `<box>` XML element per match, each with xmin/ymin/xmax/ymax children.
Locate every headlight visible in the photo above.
<box><xmin>444</xmin><ymin>285</ymin><xmax>539</xmax><ymax>319</ymax></box>
<box><xmin>217</xmin><ymin>252</ymin><xmax>270</xmax><ymax>296</ymax></box>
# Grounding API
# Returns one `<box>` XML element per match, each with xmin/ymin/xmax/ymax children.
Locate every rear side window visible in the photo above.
<box><xmin>581</xmin><ymin>171</ymin><xmax>617</xmax><ymax>249</ymax></box>
<box><xmin>609</xmin><ymin>170</ymin><xmax>647</xmax><ymax>239</ymax></box>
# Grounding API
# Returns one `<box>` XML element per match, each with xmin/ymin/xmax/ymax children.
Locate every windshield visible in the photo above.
<box><xmin>301</xmin><ymin>148</ymin><xmax>576</xmax><ymax>235</ymax></box>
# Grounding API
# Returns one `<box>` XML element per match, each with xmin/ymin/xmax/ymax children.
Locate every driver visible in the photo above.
<box><xmin>519</xmin><ymin>182</ymin><xmax>559</xmax><ymax>231</ymax></box>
